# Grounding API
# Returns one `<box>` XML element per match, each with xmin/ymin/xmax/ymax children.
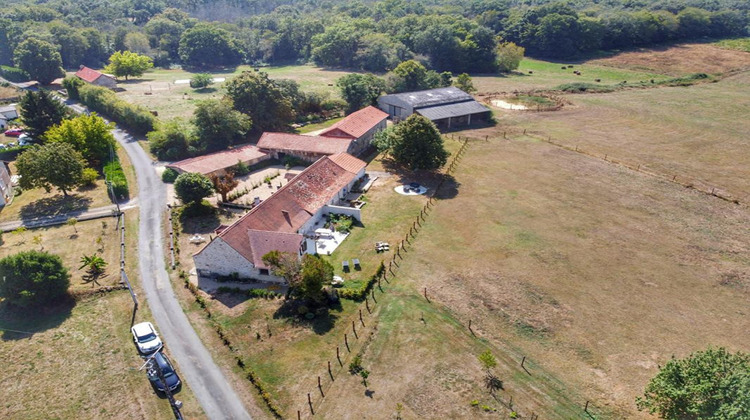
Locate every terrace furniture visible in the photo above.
<box><xmin>375</xmin><ymin>242</ymin><xmax>390</xmax><ymax>252</ymax></box>
<box><xmin>353</xmin><ymin>258</ymin><xmax>361</xmax><ymax>270</ymax></box>
<box><xmin>342</xmin><ymin>260</ymin><xmax>350</xmax><ymax>272</ymax></box>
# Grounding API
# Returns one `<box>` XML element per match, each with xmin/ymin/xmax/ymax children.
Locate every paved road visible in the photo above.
<box><xmin>114</xmin><ymin>130</ymin><xmax>252</xmax><ymax>419</ymax></box>
<box><xmin>0</xmin><ymin>201</ymin><xmax>137</xmax><ymax>232</ymax></box>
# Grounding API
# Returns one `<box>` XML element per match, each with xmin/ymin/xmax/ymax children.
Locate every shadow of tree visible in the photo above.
<box><xmin>19</xmin><ymin>194</ymin><xmax>92</xmax><ymax>221</ymax></box>
<box><xmin>0</xmin><ymin>295</ymin><xmax>75</xmax><ymax>341</ymax></box>
<box><xmin>379</xmin><ymin>158</ymin><xmax>461</xmax><ymax>200</ymax></box>
<box><xmin>273</xmin><ymin>298</ymin><xmax>343</xmax><ymax>335</ymax></box>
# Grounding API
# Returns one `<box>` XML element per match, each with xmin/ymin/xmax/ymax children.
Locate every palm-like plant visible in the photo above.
<box><xmin>79</xmin><ymin>254</ymin><xmax>108</xmax><ymax>276</ymax></box>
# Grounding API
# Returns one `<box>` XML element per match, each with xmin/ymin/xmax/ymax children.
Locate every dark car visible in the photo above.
<box><xmin>147</xmin><ymin>352</ymin><xmax>181</xmax><ymax>393</ymax></box>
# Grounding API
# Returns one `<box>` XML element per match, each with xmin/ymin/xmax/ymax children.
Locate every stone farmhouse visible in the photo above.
<box><xmin>75</xmin><ymin>66</ymin><xmax>117</xmax><ymax>89</ymax></box>
<box><xmin>258</xmin><ymin>106</ymin><xmax>387</xmax><ymax>163</ymax></box>
<box><xmin>167</xmin><ymin>144</ymin><xmax>270</xmax><ymax>177</ymax></box>
<box><xmin>377</xmin><ymin>87</ymin><xmax>490</xmax><ymax>129</ymax></box>
<box><xmin>193</xmin><ymin>153</ymin><xmax>366</xmax><ymax>285</ymax></box>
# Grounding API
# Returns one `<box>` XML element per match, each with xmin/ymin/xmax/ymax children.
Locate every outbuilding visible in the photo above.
<box><xmin>378</xmin><ymin>87</ymin><xmax>491</xmax><ymax>129</ymax></box>
<box><xmin>75</xmin><ymin>66</ymin><xmax>117</xmax><ymax>89</ymax></box>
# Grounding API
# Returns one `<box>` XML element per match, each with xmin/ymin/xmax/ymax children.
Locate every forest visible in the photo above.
<box><xmin>0</xmin><ymin>0</ymin><xmax>747</xmax><ymax>77</ymax></box>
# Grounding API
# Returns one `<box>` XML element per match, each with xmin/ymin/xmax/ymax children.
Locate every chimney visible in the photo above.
<box><xmin>79</xmin><ymin>65</ymin><xmax>84</xmax><ymax>70</ymax></box>
<box><xmin>281</xmin><ymin>210</ymin><xmax>291</xmax><ymax>225</ymax></box>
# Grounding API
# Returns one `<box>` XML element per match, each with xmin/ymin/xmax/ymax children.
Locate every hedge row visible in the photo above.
<box><xmin>180</xmin><ymin>271</ymin><xmax>283</xmax><ymax>418</ymax></box>
<box><xmin>338</xmin><ymin>261</ymin><xmax>385</xmax><ymax>300</ymax></box>
<box><xmin>78</xmin><ymin>84</ymin><xmax>156</xmax><ymax>136</ymax></box>
<box><xmin>0</xmin><ymin>65</ymin><xmax>29</xmax><ymax>83</ymax></box>
<box><xmin>216</xmin><ymin>286</ymin><xmax>282</xmax><ymax>299</ymax></box>
<box><xmin>104</xmin><ymin>158</ymin><xmax>129</xmax><ymax>200</ymax></box>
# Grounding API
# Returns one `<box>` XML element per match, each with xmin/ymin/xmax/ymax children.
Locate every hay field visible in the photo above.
<box><xmin>499</xmin><ymin>69</ymin><xmax>750</xmax><ymax>203</ymax></box>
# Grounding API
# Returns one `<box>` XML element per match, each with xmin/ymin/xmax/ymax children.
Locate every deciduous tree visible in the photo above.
<box><xmin>637</xmin><ymin>347</ymin><xmax>750</xmax><ymax>419</ymax></box>
<box><xmin>496</xmin><ymin>42</ymin><xmax>524</xmax><ymax>73</ymax></box>
<box><xmin>192</xmin><ymin>99</ymin><xmax>252</xmax><ymax>152</ymax></box>
<box><xmin>337</xmin><ymin>73</ymin><xmax>386</xmax><ymax>114</ymax></box>
<box><xmin>179</xmin><ymin>23</ymin><xmax>243</xmax><ymax>68</ymax></box>
<box><xmin>225</xmin><ymin>71</ymin><xmax>294</xmax><ymax>131</ymax></box>
<box><xmin>16</xmin><ymin>143</ymin><xmax>85</xmax><ymax>196</ymax></box>
<box><xmin>174</xmin><ymin>172</ymin><xmax>214</xmax><ymax>205</ymax></box>
<box><xmin>147</xmin><ymin>121</ymin><xmax>194</xmax><ymax>161</ymax></box>
<box><xmin>46</xmin><ymin>113</ymin><xmax>116</xmax><ymax>167</ymax></box>
<box><xmin>13</xmin><ymin>38</ymin><xmax>64</xmax><ymax>84</ymax></box>
<box><xmin>454</xmin><ymin>73</ymin><xmax>476</xmax><ymax>93</ymax></box>
<box><xmin>0</xmin><ymin>251</ymin><xmax>70</xmax><ymax>308</ymax></box>
<box><xmin>390</xmin><ymin>115</ymin><xmax>449</xmax><ymax>171</ymax></box>
<box><xmin>104</xmin><ymin>50</ymin><xmax>153</xmax><ymax>80</ymax></box>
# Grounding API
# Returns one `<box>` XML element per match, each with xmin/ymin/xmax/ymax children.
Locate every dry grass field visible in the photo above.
<box><xmin>498</xmin><ymin>65</ymin><xmax>750</xmax><ymax>203</ymax></box>
<box><xmin>386</xmin><ymin>132</ymin><xmax>750</xmax><ymax>417</ymax></box>
<box><xmin>0</xmin><ymin>210</ymin><xmax>204</xmax><ymax>419</ymax></box>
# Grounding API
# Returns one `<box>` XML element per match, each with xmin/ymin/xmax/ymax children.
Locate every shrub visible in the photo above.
<box><xmin>0</xmin><ymin>251</ymin><xmax>70</xmax><ymax>307</ymax></box>
<box><xmin>78</xmin><ymin>84</ymin><xmax>156</xmax><ymax>135</ymax></box>
<box><xmin>338</xmin><ymin>261</ymin><xmax>385</xmax><ymax>300</ymax></box>
<box><xmin>349</xmin><ymin>355</ymin><xmax>363</xmax><ymax>374</ymax></box>
<box><xmin>232</xmin><ymin>160</ymin><xmax>250</xmax><ymax>176</ymax></box>
<box><xmin>556</xmin><ymin>82</ymin><xmax>615</xmax><ymax>93</ymax></box>
<box><xmin>162</xmin><ymin>168</ymin><xmax>179</xmax><ymax>183</ymax></box>
<box><xmin>0</xmin><ymin>65</ymin><xmax>30</xmax><ymax>83</ymax></box>
<box><xmin>81</xmin><ymin>167</ymin><xmax>99</xmax><ymax>186</ymax></box>
<box><xmin>103</xmin><ymin>158</ymin><xmax>129</xmax><ymax>199</ymax></box>
<box><xmin>62</xmin><ymin>76</ymin><xmax>84</xmax><ymax>100</ymax></box>
<box><xmin>190</xmin><ymin>73</ymin><xmax>214</xmax><ymax>89</ymax></box>
<box><xmin>321</xmin><ymin>98</ymin><xmax>347</xmax><ymax>112</ymax></box>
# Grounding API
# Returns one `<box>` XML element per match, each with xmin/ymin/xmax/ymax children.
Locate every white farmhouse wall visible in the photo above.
<box><xmin>323</xmin><ymin>204</ymin><xmax>361</xmax><ymax>221</ymax></box>
<box><xmin>194</xmin><ymin>237</ymin><xmax>286</xmax><ymax>287</ymax></box>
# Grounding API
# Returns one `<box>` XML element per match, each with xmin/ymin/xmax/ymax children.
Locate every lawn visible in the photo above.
<box><xmin>0</xmin><ymin>208</ymin><xmax>205</xmax><ymax>419</ymax></box>
<box><xmin>115</xmin><ymin>65</ymin><xmax>351</xmax><ymax>121</ymax></box>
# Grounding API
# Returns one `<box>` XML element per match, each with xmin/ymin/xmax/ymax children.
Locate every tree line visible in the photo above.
<box><xmin>0</xmin><ymin>0</ymin><xmax>747</xmax><ymax>80</ymax></box>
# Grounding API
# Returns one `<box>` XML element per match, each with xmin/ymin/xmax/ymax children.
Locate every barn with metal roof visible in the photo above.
<box><xmin>377</xmin><ymin>87</ymin><xmax>491</xmax><ymax>129</ymax></box>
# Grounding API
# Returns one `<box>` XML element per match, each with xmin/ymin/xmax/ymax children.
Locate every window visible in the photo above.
<box><xmin>259</xmin><ymin>268</ymin><xmax>269</xmax><ymax>276</ymax></box>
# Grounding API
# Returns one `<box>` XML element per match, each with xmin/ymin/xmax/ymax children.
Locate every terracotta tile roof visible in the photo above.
<box><xmin>320</xmin><ymin>106</ymin><xmax>388</xmax><ymax>139</ymax></box>
<box><xmin>167</xmin><ymin>144</ymin><xmax>268</xmax><ymax>175</ymax></box>
<box><xmin>328</xmin><ymin>153</ymin><xmax>366</xmax><ymax>174</ymax></box>
<box><xmin>199</xmin><ymin>153</ymin><xmax>365</xmax><ymax>264</ymax></box>
<box><xmin>248</xmin><ymin>230</ymin><xmax>304</xmax><ymax>269</ymax></box>
<box><xmin>75</xmin><ymin>66</ymin><xmax>106</xmax><ymax>83</ymax></box>
<box><xmin>257</xmin><ymin>132</ymin><xmax>352</xmax><ymax>155</ymax></box>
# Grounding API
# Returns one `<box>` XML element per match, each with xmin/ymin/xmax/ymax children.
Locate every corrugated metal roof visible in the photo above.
<box><xmin>415</xmin><ymin>101</ymin><xmax>490</xmax><ymax>121</ymax></box>
<box><xmin>380</xmin><ymin>87</ymin><xmax>472</xmax><ymax>108</ymax></box>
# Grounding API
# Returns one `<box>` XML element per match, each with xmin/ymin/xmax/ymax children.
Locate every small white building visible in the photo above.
<box><xmin>193</xmin><ymin>153</ymin><xmax>366</xmax><ymax>285</ymax></box>
<box><xmin>0</xmin><ymin>104</ymin><xmax>19</xmax><ymax>129</ymax></box>
<box><xmin>0</xmin><ymin>162</ymin><xmax>14</xmax><ymax>206</ymax></box>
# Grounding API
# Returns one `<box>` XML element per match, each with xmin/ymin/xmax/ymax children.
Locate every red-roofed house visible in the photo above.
<box><xmin>257</xmin><ymin>132</ymin><xmax>353</xmax><ymax>163</ymax></box>
<box><xmin>319</xmin><ymin>106</ymin><xmax>387</xmax><ymax>154</ymax></box>
<box><xmin>75</xmin><ymin>66</ymin><xmax>117</xmax><ymax>89</ymax></box>
<box><xmin>257</xmin><ymin>106</ymin><xmax>387</xmax><ymax>163</ymax></box>
<box><xmin>166</xmin><ymin>144</ymin><xmax>270</xmax><ymax>177</ymax></box>
<box><xmin>193</xmin><ymin>153</ymin><xmax>366</xmax><ymax>284</ymax></box>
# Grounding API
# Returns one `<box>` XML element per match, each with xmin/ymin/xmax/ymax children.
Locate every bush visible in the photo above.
<box><xmin>0</xmin><ymin>251</ymin><xmax>70</xmax><ymax>307</ymax></box>
<box><xmin>103</xmin><ymin>158</ymin><xmax>129</xmax><ymax>199</ymax></box>
<box><xmin>62</xmin><ymin>76</ymin><xmax>84</xmax><ymax>100</ymax></box>
<box><xmin>338</xmin><ymin>261</ymin><xmax>385</xmax><ymax>300</ymax></box>
<box><xmin>556</xmin><ymin>82</ymin><xmax>616</xmax><ymax>93</ymax></box>
<box><xmin>190</xmin><ymin>73</ymin><xmax>214</xmax><ymax>89</ymax></box>
<box><xmin>78</xmin><ymin>84</ymin><xmax>156</xmax><ymax>135</ymax></box>
<box><xmin>162</xmin><ymin>168</ymin><xmax>179</xmax><ymax>183</ymax></box>
<box><xmin>321</xmin><ymin>98</ymin><xmax>347</xmax><ymax>112</ymax></box>
<box><xmin>232</xmin><ymin>160</ymin><xmax>250</xmax><ymax>176</ymax></box>
<box><xmin>0</xmin><ymin>65</ymin><xmax>30</xmax><ymax>83</ymax></box>
<box><xmin>81</xmin><ymin>167</ymin><xmax>99</xmax><ymax>186</ymax></box>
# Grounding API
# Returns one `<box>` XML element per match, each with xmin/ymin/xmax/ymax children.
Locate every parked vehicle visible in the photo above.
<box><xmin>4</xmin><ymin>128</ymin><xmax>23</xmax><ymax>137</ymax></box>
<box><xmin>147</xmin><ymin>351</ymin><xmax>181</xmax><ymax>392</ymax></box>
<box><xmin>131</xmin><ymin>322</ymin><xmax>163</xmax><ymax>355</ymax></box>
<box><xmin>18</xmin><ymin>133</ymin><xmax>33</xmax><ymax>145</ymax></box>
